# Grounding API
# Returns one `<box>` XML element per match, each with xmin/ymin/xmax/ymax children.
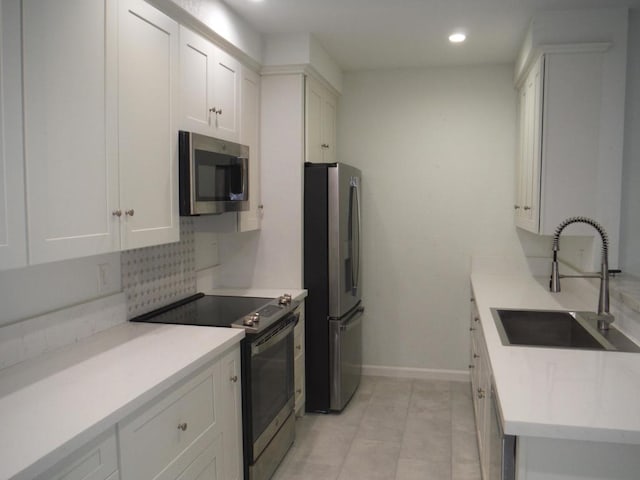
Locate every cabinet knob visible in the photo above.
<box><xmin>321</xmin><ymin>143</ymin><xmax>330</xmax><ymax>149</ymax></box>
<box><xmin>112</xmin><ymin>210</ymin><xmax>122</xmax><ymax>217</ymax></box>
<box><xmin>474</xmin><ymin>317</ymin><xmax>479</xmax><ymax>322</ymax></box>
<box><xmin>125</xmin><ymin>209</ymin><xmax>135</xmax><ymax>216</ymax></box>
<box><xmin>477</xmin><ymin>388</ymin><xmax>485</xmax><ymax>399</ymax></box>
<box><xmin>296</xmin><ymin>344</ymin><xmax>302</xmax><ymax>351</ymax></box>
<box><xmin>258</xmin><ymin>204</ymin><xmax>264</xmax><ymax>210</ymax></box>
<box><xmin>469</xmin><ymin>327</ymin><xmax>476</xmax><ymax>331</ymax></box>
<box><xmin>296</xmin><ymin>388</ymin><xmax>302</xmax><ymax>394</ymax></box>
<box><xmin>177</xmin><ymin>422</ymin><xmax>188</xmax><ymax>432</ymax></box>
<box><xmin>523</xmin><ymin>206</ymin><xmax>531</xmax><ymax>211</ymax></box>
<box><xmin>473</xmin><ymin>353</ymin><xmax>480</xmax><ymax>359</ymax></box>
<box><xmin>468</xmin><ymin>364</ymin><xmax>475</xmax><ymax>369</ymax></box>
<box><xmin>230</xmin><ymin>375</ymin><xmax>238</xmax><ymax>383</ymax></box>
<box><xmin>514</xmin><ymin>205</ymin><xmax>521</xmax><ymax>210</ymax></box>
<box><xmin>209</xmin><ymin>107</ymin><xmax>222</xmax><ymax>115</ymax></box>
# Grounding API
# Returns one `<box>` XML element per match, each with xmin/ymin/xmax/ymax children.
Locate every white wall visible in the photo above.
<box><xmin>336</xmin><ymin>65</ymin><xmax>540</xmax><ymax>371</ymax></box>
<box><xmin>620</xmin><ymin>10</ymin><xmax>640</xmax><ymax>277</ymax></box>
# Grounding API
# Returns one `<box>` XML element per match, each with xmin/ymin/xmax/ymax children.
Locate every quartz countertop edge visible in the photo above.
<box><xmin>471</xmin><ymin>270</ymin><xmax>640</xmax><ymax>445</ymax></box>
<box><xmin>0</xmin><ymin>322</ymin><xmax>244</xmax><ymax>480</ymax></box>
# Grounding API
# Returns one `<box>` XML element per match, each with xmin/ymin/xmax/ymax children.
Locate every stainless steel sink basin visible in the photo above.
<box><xmin>491</xmin><ymin>308</ymin><xmax>640</xmax><ymax>352</ymax></box>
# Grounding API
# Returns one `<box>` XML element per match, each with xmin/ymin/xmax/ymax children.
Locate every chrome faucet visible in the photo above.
<box><xmin>550</xmin><ymin>216</ymin><xmax>614</xmax><ymax>331</ymax></box>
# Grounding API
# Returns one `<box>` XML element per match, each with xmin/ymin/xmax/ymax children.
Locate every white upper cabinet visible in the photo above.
<box><xmin>22</xmin><ymin>0</ymin><xmax>120</xmax><ymax>264</ymax></box>
<box><xmin>306</xmin><ymin>75</ymin><xmax>337</xmax><ymax>164</ymax></box>
<box><xmin>0</xmin><ymin>0</ymin><xmax>27</xmax><ymax>270</ymax></box>
<box><xmin>15</xmin><ymin>0</ymin><xmax>179</xmax><ymax>267</ymax></box>
<box><xmin>180</xmin><ymin>27</ymin><xmax>241</xmax><ymax>142</ymax></box>
<box><xmin>514</xmin><ymin>55</ymin><xmax>543</xmax><ymax>232</ymax></box>
<box><xmin>118</xmin><ymin>0</ymin><xmax>180</xmax><ymax>249</ymax></box>
<box><xmin>239</xmin><ymin>65</ymin><xmax>262</xmax><ymax>232</ymax></box>
<box><xmin>515</xmin><ymin>48</ymin><xmax>614</xmax><ymax>239</ymax></box>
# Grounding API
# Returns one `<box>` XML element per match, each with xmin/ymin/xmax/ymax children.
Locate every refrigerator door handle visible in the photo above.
<box><xmin>349</xmin><ymin>177</ymin><xmax>361</xmax><ymax>296</ymax></box>
<box><xmin>340</xmin><ymin>306</ymin><xmax>365</xmax><ymax>331</ymax></box>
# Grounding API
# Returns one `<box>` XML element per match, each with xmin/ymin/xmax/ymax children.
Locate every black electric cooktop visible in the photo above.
<box><xmin>131</xmin><ymin>292</ymin><xmax>297</xmax><ymax>334</ymax></box>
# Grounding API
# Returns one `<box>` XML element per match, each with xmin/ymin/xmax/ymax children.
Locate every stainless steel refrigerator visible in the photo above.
<box><xmin>304</xmin><ymin>162</ymin><xmax>363</xmax><ymax>412</ymax></box>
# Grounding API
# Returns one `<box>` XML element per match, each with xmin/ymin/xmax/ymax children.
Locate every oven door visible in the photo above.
<box><xmin>244</xmin><ymin>314</ymin><xmax>296</xmax><ymax>465</ymax></box>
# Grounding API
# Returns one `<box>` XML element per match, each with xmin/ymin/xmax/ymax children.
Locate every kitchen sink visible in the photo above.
<box><xmin>491</xmin><ymin>308</ymin><xmax>640</xmax><ymax>352</ymax></box>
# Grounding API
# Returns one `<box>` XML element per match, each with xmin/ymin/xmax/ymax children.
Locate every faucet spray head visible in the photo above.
<box><xmin>550</xmin><ymin>251</ymin><xmax>561</xmax><ymax>292</ymax></box>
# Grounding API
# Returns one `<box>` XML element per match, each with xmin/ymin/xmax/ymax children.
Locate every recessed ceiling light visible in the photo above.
<box><xmin>449</xmin><ymin>32</ymin><xmax>466</xmax><ymax>44</ymax></box>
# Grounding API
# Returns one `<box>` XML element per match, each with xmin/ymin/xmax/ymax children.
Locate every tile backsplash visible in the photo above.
<box><xmin>121</xmin><ymin>218</ymin><xmax>197</xmax><ymax>318</ymax></box>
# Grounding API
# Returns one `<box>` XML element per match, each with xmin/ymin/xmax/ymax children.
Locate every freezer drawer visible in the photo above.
<box><xmin>329</xmin><ymin>305</ymin><xmax>364</xmax><ymax>411</ymax></box>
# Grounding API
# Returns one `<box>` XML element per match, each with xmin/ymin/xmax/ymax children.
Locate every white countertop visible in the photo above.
<box><xmin>0</xmin><ymin>322</ymin><xmax>244</xmax><ymax>480</ymax></box>
<box><xmin>471</xmin><ymin>269</ymin><xmax>640</xmax><ymax>444</ymax></box>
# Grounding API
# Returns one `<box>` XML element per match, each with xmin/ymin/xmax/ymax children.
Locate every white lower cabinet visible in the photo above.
<box><xmin>35</xmin><ymin>429</ymin><xmax>119</xmax><ymax>480</ymax></box>
<box><xmin>119</xmin><ymin>346</ymin><xmax>241</xmax><ymax>480</ymax></box>
<box><xmin>469</xmin><ymin>295</ymin><xmax>492</xmax><ymax>480</ymax></box>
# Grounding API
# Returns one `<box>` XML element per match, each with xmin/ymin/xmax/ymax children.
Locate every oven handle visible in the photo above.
<box><xmin>251</xmin><ymin>317</ymin><xmax>296</xmax><ymax>357</ymax></box>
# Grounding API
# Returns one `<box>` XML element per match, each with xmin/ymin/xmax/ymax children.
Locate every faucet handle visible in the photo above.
<box><xmin>597</xmin><ymin>313</ymin><xmax>615</xmax><ymax>331</ymax></box>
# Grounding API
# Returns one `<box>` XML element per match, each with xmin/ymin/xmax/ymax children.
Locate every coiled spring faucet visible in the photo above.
<box><xmin>550</xmin><ymin>216</ymin><xmax>614</xmax><ymax>331</ymax></box>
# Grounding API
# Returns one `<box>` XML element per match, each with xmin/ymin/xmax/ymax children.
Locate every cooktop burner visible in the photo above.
<box><xmin>130</xmin><ymin>292</ymin><xmax>298</xmax><ymax>334</ymax></box>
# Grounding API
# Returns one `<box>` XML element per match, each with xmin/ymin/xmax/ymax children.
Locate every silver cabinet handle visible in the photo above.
<box><xmin>125</xmin><ymin>209</ymin><xmax>135</xmax><ymax>216</ymax></box>
<box><xmin>468</xmin><ymin>364</ymin><xmax>475</xmax><ymax>369</ymax></box>
<box><xmin>473</xmin><ymin>353</ymin><xmax>480</xmax><ymax>359</ymax></box>
<box><xmin>321</xmin><ymin>143</ymin><xmax>329</xmax><ymax>149</ymax></box>
<box><xmin>523</xmin><ymin>206</ymin><xmax>531</xmax><ymax>211</ymax></box>
<box><xmin>477</xmin><ymin>388</ymin><xmax>485</xmax><ymax>399</ymax></box>
<box><xmin>177</xmin><ymin>422</ymin><xmax>188</xmax><ymax>431</ymax></box>
<box><xmin>230</xmin><ymin>375</ymin><xmax>238</xmax><ymax>383</ymax></box>
<box><xmin>469</xmin><ymin>327</ymin><xmax>476</xmax><ymax>331</ymax></box>
<box><xmin>514</xmin><ymin>205</ymin><xmax>520</xmax><ymax>210</ymax></box>
<box><xmin>208</xmin><ymin>107</ymin><xmax>222</xmax><ymax>115</ymax></box>
<box><xmin>112</xmin><ymin>210</ymin><xmax>122</xmax><ymax>217</ymax></box>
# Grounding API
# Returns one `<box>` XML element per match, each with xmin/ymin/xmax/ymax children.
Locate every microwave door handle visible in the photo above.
<box><xmin>240</xmin><ymin>157</ymin><xmax>248</xmax><ymax>199</ymax></box>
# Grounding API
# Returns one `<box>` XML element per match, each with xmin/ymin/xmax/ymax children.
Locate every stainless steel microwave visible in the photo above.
<box><xmin>178</xmin><ymin>131</ymin><xmax>249</xmax><ymax>215</ymax></box>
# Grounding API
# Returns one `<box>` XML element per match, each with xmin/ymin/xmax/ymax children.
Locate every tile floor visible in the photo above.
<box><xmin>272</xmin><ymin>376</ymin><xmax>481</xmax><ymax>480</ymax></box>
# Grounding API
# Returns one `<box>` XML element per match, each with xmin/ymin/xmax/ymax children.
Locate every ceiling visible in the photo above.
<box><xmin>222</xmin><ymin>0</ymin><xmax>640</xmax><ymax>71</ymax></box>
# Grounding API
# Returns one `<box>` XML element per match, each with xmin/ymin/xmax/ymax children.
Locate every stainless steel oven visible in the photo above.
<box><xmin>130</xmin><ymin>293</ymin><xmax>300</xmax><ymax>480</ymax></box>
<box><xmin>242</xmin><ymin>311</ymin><xmax>298</xmax><ymax>480</ymax></box>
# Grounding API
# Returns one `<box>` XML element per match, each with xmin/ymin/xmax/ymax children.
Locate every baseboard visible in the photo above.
<box><xmin>362</xmin><ymin>364</ymin><xmax>470</xmax><ymax>382</ymax></box>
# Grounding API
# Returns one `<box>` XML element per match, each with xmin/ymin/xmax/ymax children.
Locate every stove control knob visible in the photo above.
<box><xmin>243</xmin><ymin>313</ymin><xmax>260</xmax><ymax>326</ymax></box>
<box><xmin>279</xmin><ymin>294</ymin><xmax>292</xmax><ymax>306</ymax></box>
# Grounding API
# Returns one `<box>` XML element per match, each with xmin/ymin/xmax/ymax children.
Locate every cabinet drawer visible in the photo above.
<box><xmin>36</xmin><ymin>428</ymin><xmax>118</xmax><ymax>480</ymax></box>
<box><xmin>119</xmin><ymin>365</ymin><xmax>219</xmax><ymax>480</ymax></box>
<box><xmin>175</xmin><ymin>434</ymin><xmax>223</xmax><ymax>480</ymax></box>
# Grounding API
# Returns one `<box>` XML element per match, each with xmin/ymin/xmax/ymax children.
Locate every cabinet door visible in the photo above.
<box><xmin>118</xmin><ymin>0</ymin><xmax>180</xmax><ymax>250</ymax></box>
<box><xmin>305</xmin><ymin>77</ymin><xmax>324</xmax><ymax>163</ymax></box>
<box><xmin>35</xmin><ymin>429</ymin><xmax>119</xmax><ymax>480</ymax></box>
<box><xmin>211</xmin><ymin>47</ymin><xmax>241</xmax><ymax>142</ymax></box>
<box><xmin>305</xmin><ymin>76</ymin><xmax>338</xmax><ymax>164</ymax></box>
<box><xmin>321</xmin><ymin>93</ymin><xmax>337</xmax><ymax>164</ymax></box>
<box><xmin>180</xmin><ymin>27</ymin><xmax>215</xmax><ymax>135</ymax></box>
<box><xmin>175</xmin><ymin>435</ymin><xmax>224</xmax><ymax>480</ymax></box>
<box><xmin>22</xmin><ymin>0</ymin><xmax>119</xmax><ymax>264</ymax></box>
<box><xmin>0</xmin><ymin>0</ymin><xmax>27</xmax><ymax>270</ymax></box>
<box><xmin>220</xmin><ymin>347</ymin><xmax>243</xmax><ymax>480</ymax></box>
<box><xmin>239</xmin><ymin>66</ymin><xmax>261</xmax><ymax>232</ymax></box>
<box><xmin>515</xmin><ymin>56</ymin><xmax>543</xmax><ymax>233</ymax></box>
